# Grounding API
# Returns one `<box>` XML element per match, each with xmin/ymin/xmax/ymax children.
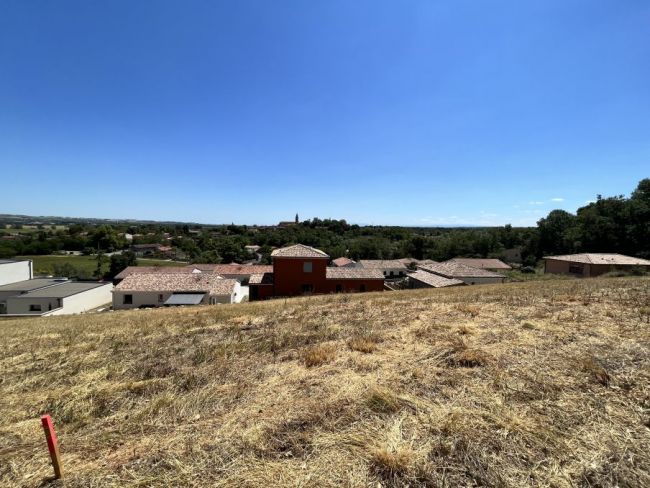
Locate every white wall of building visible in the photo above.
<box><xmin>112</xmin><ymin>282</ymin><xmax>240</xmax><ymax>310</ymax></box>
<box><xmin>0</xmin><ymin>260</ymin><xmax>32</xmax><ymax>286</ymax></box>
<box><xmin>5</xmin><ymin>283</ymin><xmax>113</xmax><ymax>315</ymax></box>
<box><xmin>49</xmin><ymin>284</ymin><xmax>113</xmax><ymax>315</ymax></box>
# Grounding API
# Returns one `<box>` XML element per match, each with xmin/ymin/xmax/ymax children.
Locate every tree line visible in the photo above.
<box><xmin>0</xmin><ymin>178</ymin><xmax>647</xmax><ymax>276</ymax></box>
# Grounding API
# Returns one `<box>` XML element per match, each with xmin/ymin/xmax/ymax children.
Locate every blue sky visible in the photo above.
<box><xmin>1</xmin><ymin>1</ymin><xmax>648</xmax><ymax>226</ymax></box>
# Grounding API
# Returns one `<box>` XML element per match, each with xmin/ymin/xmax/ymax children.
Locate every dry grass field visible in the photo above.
<box><xmin>1</xmin><ymin>277</ymin><xmax>649</xmax><ymax>487</ymax></box>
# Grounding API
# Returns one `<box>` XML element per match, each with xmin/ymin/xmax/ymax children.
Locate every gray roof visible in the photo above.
<box><xmin>10</xmin><ymin>282</ymin><xmax>110</xmax><ymax>298</ymax></box>
<box><xmin>0</xmin><ymin>259</ymin><xmax>28</xmax><ymax>264</ymax></box>
<box><xmin>164</xmin><ymin>293</ymin><xmax>206</xmax><ymax>305</ymax></box>
<box><xmin>0</xmin><ymin>278</ymin><xmax>66</xmax><ymax>293</ymax></box>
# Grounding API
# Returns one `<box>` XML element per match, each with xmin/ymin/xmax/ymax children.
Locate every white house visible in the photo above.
<box><xmin>2</xmin><ymin>281</ymin><xmax>113</xmax><ymax>316</ymax></box>
<box><xmin>112</xmin><ymin>273</ymin><xmax>241</xmax><ymax>310</ymax></box>
<box><xmin>0</xmin><ymin>259</ymin><xmax>33</xmax><ymax>286</ymax></box>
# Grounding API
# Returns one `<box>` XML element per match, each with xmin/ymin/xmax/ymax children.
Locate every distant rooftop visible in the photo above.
<box><xmin>271</xmin><ymin>244</ymin><xmax>329</xmax><ymax>259</ymax></box>
<box><xmin>450</xmin><ymin>258</ymin><xmax>512</xmax><ymax>270</ymax></box>
<box><xmin>543</xmin><ymin>253</ymin><xmax>650</xmax><ymax>266</ymax></box>
<box><xmin>115</xmin><ymin>273</ymin><xmax>237</xmax><ymax>295</ymax></box>
<box><xmin>114</xmin><ymin>266</ymin><xmax>195</xmax><ymax>280</ymax></box>
<box><xmin>408</xmin><ymin>270</ymin><xmax>465</xmax><ymax>288</ymax></box>
<box><xmin>188</xmin><ymin>264</ymin><xmax>273</xmax><ymax>274</ymax></box>
<box><xmin>358</xmin><ymin>260</ymin><xmax>408</xmax><ymax>270</ymax></box>
<box><xmin>249</xmin><ymin>272</ymin><xmax>274</xmax><ymax>285</ymax></box>
<box><xmin>418</xmin><ymin>261</ymin><xmax>506</xmax><ymax>278</ymax></box>
<box><xmin>331</xmin><ymin>257</ymin><xmax>355</xmax><ymax>267</ymax></box>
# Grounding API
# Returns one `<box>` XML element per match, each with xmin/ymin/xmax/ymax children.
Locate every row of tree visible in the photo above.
<box><xmin>1</xmin><ymin>179</ymin><xmax>648</xmax><ymax>272</ymax></box>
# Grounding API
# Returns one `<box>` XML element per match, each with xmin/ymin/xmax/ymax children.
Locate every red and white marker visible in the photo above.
<box><xmin>40</xmin><ymin>414</ymin><xmax>63</xmax><ymax>479</ymax></box>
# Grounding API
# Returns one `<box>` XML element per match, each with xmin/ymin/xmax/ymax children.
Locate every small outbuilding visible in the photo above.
<box><xmin>543</xmin><ymin>253</ymin><xmax>650</xmax><ymax>277</ymax></box>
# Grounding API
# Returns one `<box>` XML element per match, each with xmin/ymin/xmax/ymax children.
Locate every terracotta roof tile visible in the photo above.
<box><xmin>450</xmin><ymin>258</ymin><xmax>512</xmax><ymax>270</ymax></box>
<box><xmin>271</xmin><ymin>244</ymin><xmax>329</xmax><ymax>258</ymax></box>
<box><xmin>418</xmin><ymin>261</ymin><xmax>506</xmax><ymax>278</ymax></box>
<box><xmin>249</xmin><ymin>272</ymin><xmax>274</xmax><ymax>285</ymax></box>
<box><xmin>115</xmin><ymin>266</ymin><xmax>195</xmax><ymax>280</ymax></box>
<box><xmin>332</xmin><ymin>257</ymin><xmax>356</xmax><ymax>267</ymax></box>
<box><xmin>358</xmin><ymin>260</ymin><xmax>408</xmax><ymax>270</ymax></box>
<box><xmin>187</xmin><ymin>264</ymin><xmax>273</xmax><ymax>274</ymax></box>
<box><xmin>408</xmin><ymin>270</ymin><xmax>465</xmax><ymax>288</ymax></box>
<box><xmin>326</xmin><ymin>267</ymin><xmax>385</xmax><ymax>280</ymax></box>
<box><xmin>115</xmin><ymin>273</ymin><xmax>237</xmax><ymax>295</ymax></box>
<box><xmin>543</xmin><ymin>253</ymin><xmax>650</xmax><ymax>265</ymax></box>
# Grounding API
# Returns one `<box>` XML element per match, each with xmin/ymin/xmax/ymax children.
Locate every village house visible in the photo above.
<box><xmin>407</xmin><ymin>270</ymin><xmax>465</xmax><ymax>289</ymax></box>
<box><xmin>357</xmin><ymin>259</ymin><xmax>408</xmax><ymax>278</ymax></box>
<box><xmin>249</xmin><ymin>244</ymin><xmax>384</xmax><ymax>300</ymax></box>
<box><xmin>449</xmin><ymin>258</ymin><xmax>512</xmax><ymax>272</ymax></box>
<box><xmin>418</xmin><ymin>261</ymin><xmax>506</xmax><ymax>285</ymax></box>
<box><xmin>543</xmin><ymin>253</ymin><xmax>650</xmax><ymax>277</ymax></box>
<box><xmin>0</xmin><ymin>258</ymin><xmax>33</xmax><ymax>286</ymax></box>
<box><xmin>130</xmin><ymin>243</ymin><xmax>173</xmax><ymax>257</ymax></box>
<box><xmin>398</xmin><ymin>258</ymin><xmax>438</xmax><ymax>269</ymax></box>
<box><xmin>112</xmin><ymin>273</ymin><xmax>241</xmax><ymax>309</ymax></box>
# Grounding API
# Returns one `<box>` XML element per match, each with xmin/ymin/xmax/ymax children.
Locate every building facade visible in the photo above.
<box><xmin>249</xmin><ymin>244</ymin><xmax>385</xmax><ymax>300</ymax></box>
<box><xmin>544</xmin><ymin>253</ymin><xmax>650</xmax><ymax>277</ymax></box>
<box><xmin>0</xmin><ymin>259</ymin><xmax>33</xmax><ymax>286</ymax></box>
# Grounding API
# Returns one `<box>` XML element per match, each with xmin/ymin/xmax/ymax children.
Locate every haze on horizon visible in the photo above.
<box><xmin>1</xmin><ymin>1</ymin><xmax>648</xmax><ymax>226</ymax></box>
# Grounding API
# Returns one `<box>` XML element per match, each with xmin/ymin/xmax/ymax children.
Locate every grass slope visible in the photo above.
<box><xmin>1</xmin><ymin>278</ymin><xmax>649</xmax><ymax>487</ymax></box>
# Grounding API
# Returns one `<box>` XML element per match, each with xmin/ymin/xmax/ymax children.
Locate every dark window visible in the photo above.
<box><xmin>301</xmin><ymin>284</ymin><xmax>313</xmax><ymax>294</ymax></box>
<box><xmin>158</xmin><ymin>294</ymin><xmax>163</xmax><ymax>303</ymax></box>
<box><xmin>335</xmin><ymin>284</ymin><xmax>343</xmax><ymax>293</ymax></box>
<box><xmin>123</xmin><ymin>294</ymin><xmax>133</xmax><ymax>305</ymax></box>
<box><xmin>360</xmin><ymin>284</ymin><xmax>366</xmax><ymax>292</ymax></box>
<box><xmin>303</xmin><ymin>261</ymin><xmax>313</xmax><ymax>273</ymax></box>
<box><xmin>569</xmin><ymin>265</ymin><xmax>583</xmax><ymax>275</ymax></box>
<box><xmin>29</xmin><ymin>304</ymin><xmax>42</xmax><ymax>312</ymax></box>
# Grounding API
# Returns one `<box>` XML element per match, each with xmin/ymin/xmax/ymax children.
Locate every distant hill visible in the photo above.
<box><xmin>2</xmin><ymin>277</ymin><xmax>649</xmax><ymax>486</ymax></box>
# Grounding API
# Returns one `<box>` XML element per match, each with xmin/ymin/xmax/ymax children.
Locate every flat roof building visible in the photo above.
<box><xmin>0</xmin><ymin>259</ymin><xmax>33</xmax><ymax>286</ymax></box>
<box><xmin>544</xmin><ymin>253</ymin><xmax>650</xmax><ymax>277</ymax></box>
<box><xmin>3</xmin><ymin>281</ymin><xmax>112</xmax><ymax>316</ymax></box>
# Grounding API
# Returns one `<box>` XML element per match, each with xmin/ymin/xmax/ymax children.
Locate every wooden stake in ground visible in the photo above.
<box><xmin>40</xmin><ymin>414</ymin><xmax>63</xmax><ymax>479</ymax></box>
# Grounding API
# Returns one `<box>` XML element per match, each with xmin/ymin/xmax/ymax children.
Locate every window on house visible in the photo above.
<box><xmin>390</xmin><ymin>271</ymin><xmax>395</xmax><ymax>277</ymax></box>
<box><xmin>360</xmin><ymin>284</ymin><xmax>366</xmax><ymax>292</ymax></box>
<box><xmin>158</xmin><ymin>294</ymin><xmax>163</xmax><ymax>303</ymax></box>
<box><xmin>303</xmin><ymin>261</ymin><xmax>312</xmax><ymax>273</ymax></box>
<box><xmin>29</xmin><ymin>304</ymin><xmax>42</xmax><ymax>312</ymax></box>
<box><xmin>123</xmin><ymin>294</ymin><xmax>133</xmax><ymax>305</ymax></box>
<box><xmin>569</xmin><ymin>265</ymin><xmax>583</xmax><ymax>275</ymax></box>
<box><xmin>335</xmin><ymin>284</ymin><xmax>343</xmax><ymax>293</ymax></box>
<box><xmin>301</xmin><ymin>284</ymin><xmax>313</xmax><ymax>294</ymax></box>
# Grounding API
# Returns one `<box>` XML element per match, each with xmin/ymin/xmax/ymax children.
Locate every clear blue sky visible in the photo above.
<box><xmin>1</xmin><ymin>1</ymin><xmax>648</xmax><ymax>226</ymax></box>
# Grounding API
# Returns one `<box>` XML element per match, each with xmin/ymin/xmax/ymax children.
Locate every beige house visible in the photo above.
<box><xmin>544</xmin><ymin>253</ymin><xmax>650</xmax><ymax>277</ymax></box>
<box><xmin>418</xmin><ymin>261</ymin><xmax>506</xmax><ymax>285</ymax></box>
<box><xmin>112</xmin><ymin>273</ymin><xmax>241</xmax><ymax>310</ymax></box>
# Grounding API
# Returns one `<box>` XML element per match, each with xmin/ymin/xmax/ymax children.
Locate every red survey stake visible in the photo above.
<box><xmin>40</xmin><ymin>414</ymin><xmax>63</xmax><ymax>479</ymax></box>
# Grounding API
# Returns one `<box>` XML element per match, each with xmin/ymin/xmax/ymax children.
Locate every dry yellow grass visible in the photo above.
<box><xmin>1</xmin><ymin>277</ymin><xmax>650</xmax><ymax>487</ymax></box>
